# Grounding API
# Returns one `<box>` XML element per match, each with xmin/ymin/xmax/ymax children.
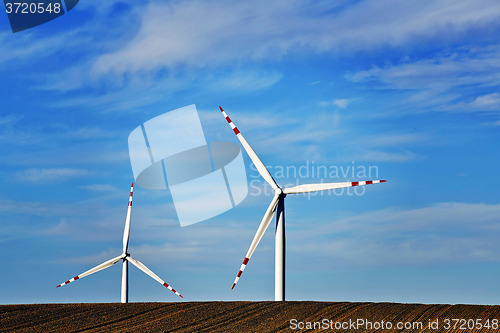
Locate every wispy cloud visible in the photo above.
<box><xmin>333</xmin><ymin>99</ymin><xmax>352</xmax><ymax>109</ymax></box>
<box><xmin>91</xmin><ymin>0</ymin><xmax>500</xmax><ymax>76</ymax></box>
<box><xmin>347</xmin><ymin>45</ymin><xmax>500</xmax><ymax>114</ymax></box>
<box><xmin>444</xmin><ymin>92</ymin><xmax>500</xmax><ymax>112</ymax></box>
<box><xmin>349</xmin><ymin>55</ymin><xmax>500</xmax><ymax>91</ymax></box>
<box><xmin>15</xmin><ymin>168</ymin><xmax>91</xmax><ymax>183</ymax></box>
<box><xmin>0</xmin><ymin>199</ymin><xmax>72</xmax><ymax>217</ymax></box>
<box><xmin>356</xmin><ymin>133</ymin><xmax>423</xmax><ymax>147</ymax></box>
<box><xmin>208</xmin><ymin>105</ymin><xmax>424</xmax><ymax>163</ymax></box>
<box><xmin>291</xmin><ymin>202</ymin><xmax>500</xmax><ymax>265</ymax></box>
<box><xmin>353</xmin><ymin>149</ymin><xmax>418</xmax><ymax>162</ymax></box>
<box><xmin>320</xmin><ymin>98</ymin><xmax>355</xmax><ymax>109</ymax></box>
<box><xmin>220</xmin><ymin>107</ymin><xmax>342</xmax><ymax>161</ymax></box>
<box><xmin>0</xmin><ymin>114</ymin><xmax>32</xmax><ymax>145</ymax></box>
<box><xmin>15</xmin><ymin>0</ymin><xmax>498</xmax><ymax>122</ymax></box>
<box><xmin>338</xmin><ymin>132</ymin><xmax>426</xmax><ymax>162</ymax></box>
<box><xmin>62</xmin><ymin>127</ymin><xmax>117</xmax><ymax>140</ymax></box>
<box><xmin>0</xmin><ymin>33</ymin><xmax>68</xmax><ymax>67</ymax></box>
<box><xmin>79</xmin><ymin>184</ymin><xmax>117</xmax><ymax>192</ymax></box>
<box><xmin>213</xmin><ymin>70</ymin><xmax>283</xmax><ymax>92</ymax></box>
<box><xmin>0</xmin><ymin>114</ymin><xmax>20</xmax><ymax>126</ymax></box>
<box><xmin>30</xmin><ymin>0</ymin><xmax>499</xmax><ymax>99</ymax></box>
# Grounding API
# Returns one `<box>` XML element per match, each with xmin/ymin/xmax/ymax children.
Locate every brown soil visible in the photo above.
<box><xmin>1</xmin><ymin>301</ymin><xmax>500</xmax><ymax>332</ymax></box>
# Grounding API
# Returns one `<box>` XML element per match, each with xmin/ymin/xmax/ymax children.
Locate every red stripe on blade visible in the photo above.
<box><xmin>381</xmin><ymin>180</ymin><xmax>387</xmax><ymax>182</ymax></box>
<box><xmin>74</xmin><ymin>276</ymin><xmax>79</xmax><ymax>281</ymax></box>
<box><xmin>366</xmin><ymin>181</ymin><xmax>373</xmax><ymax>184</ymax></box>
<box><xmin>243</xmin><ymin>257</ymin><xmax>249</xmax><ymax>265</ymax></box>
<box><xmin>237</xmin><ymin>270</ymin><xmax>243</xmax><ymax>277</ymax></box>
<box><xmin>225</xmin><ymin>116</ymin><xmax>232</xmax><ymax>123</ymax></box>
<box><xmin>351</xmin><ymin>182</ymin><xmax>359</xmax><ymax>186</ymax></box>
<box><xmin>231</xmin><ymin>283</ymin><xmax>236</xmax><ymax>290</ymax></box>
<box><xmin>163</xmin><ymin>283</ymin><xmax>169</xmax><ymax>288</ymax></box>
<box><xmin>233</xmin><ymin>127</ymin><xmax>240</xmax><ymax>135</ymax></box>
<box><xmin>65</xmin><ymin>280</ymin><xmax>70</xmax><ymax>284</ymax></box>
<box><xmin>219</xmin><ymin>106</ymin><xmax>224</xmax><ymax>112</ymax></box>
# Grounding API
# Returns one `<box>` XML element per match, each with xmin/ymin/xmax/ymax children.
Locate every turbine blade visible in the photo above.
<box><xmin>122</xmin><ymin>183</ymin><xmax>134</xmax><ymax>254</ymax></box>
<box><xmin>232</xmin><ymin>193</ymin><xmax>280</xmax><ymax>290</ymax></box>
<box><xmin>219</xmin><ymin>106</ymin><xmax>279</xmax><ymax>190</ymax></box>
<box><xmin>56</xmin><ymin>255</ymin><xmax>123</xmax><ymax>288</ymax></box>
<box><xmin>127</xmin><ymin>256</ymin><xmax>183</xmax><ymax>298</ymax></box>
<box><xmin>283</xmin><ymin>180</ymin><xmax>387</xmax><ymax>194</ymax></box>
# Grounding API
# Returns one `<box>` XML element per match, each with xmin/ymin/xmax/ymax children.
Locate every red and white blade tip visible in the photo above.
<box><xmin>351</xmin><ymin>180</ymin><xmax>386</xmax><ymax>186</ymax></box>
<box><xmin>163</xmin><ymin>282</ymin><xmax>183</xmax><ymax>298</ymax></box>
<box><xmin>128</xmin><ymin>183</ymin><xmax>134</xmax><ymax>206</ymax></box>
<box><xmin>56</xmin><ymin>276</ymin><xmax>80</xmax><ymax>288</ymax></box>
<box><xmin>231</xmin><ymin>257</ymin><xmax>249</xmax><ymax>290</ymax></box>
<box><xmin>219</xmin><ymin>106</ymin><xmax>240</xmax><ymax>136</ymax></box>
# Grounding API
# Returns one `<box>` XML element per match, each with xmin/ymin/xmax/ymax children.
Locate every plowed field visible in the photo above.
<box><xmin>1</xmin><ymin>301</ymin><xmax>500</xmax><ymax>332</ymax></box>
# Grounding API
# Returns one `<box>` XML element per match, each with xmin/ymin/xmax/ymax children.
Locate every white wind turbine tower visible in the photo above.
<box><xmin>219</xmin><ymin>106</ymin><xmax>386</xmax><ymax>301</ymax></box>
<box><xmin>57</xmin><ymin>183</ymin><xmax>183</xmax><ymax>302</ymax></box>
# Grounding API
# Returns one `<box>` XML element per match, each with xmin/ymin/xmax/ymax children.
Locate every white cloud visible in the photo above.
<box><xmin>91</xmin><ymin>0</ymin><xmax>500</xmax><ymax>76</ymax></box>
<box><xmin>80</xmin><ymin>184</ymin><xmax>117</xmax><ymax>192</ymax></box>
<box><xmin>346</xmin><ymin>44</ymin><xmax>500</xmax><ymax>116</ymax></box>
<box><xmin>0</xmin><ymin>114</ymin><xmax>33</xmax><ymax>145</ymax></box>
<box><xmin>353</xmin><ymin>149</ymin><xmax>418</xmax><ymax>162</ymax></box>
<box><xmin>338</xmin><ymin>132</ymin><xmax>425</xmax><ymax>162</ymax></box>
<box><xmin>0</xmin><ymin>199</ymin><xmax>72</xmax><ymax>216</ymax></box>
<box><xmin>63</xmin><ymin>127</ymin><xmax>116</xmax><ymax>140</ymax></box>
<box><xmin>348</xmin><ymin>49</ymin><xmax>500</xmax><ymax>91</ymax></box>
<box><xmin>2</xmin><ymin>146</ymin><xmax>129</xmax><ymax>169</ymax></box>
<box><xmin>291</xmin><ymin>202</ymin><xmax>500</xmax><ymax>265</ymax></box>
<box><xmin>333</xmin><ymin>99</ymin><xmax>351</xmax><ymax>109</ymax></box>
<box><xmin>445</xmin><ymin>92</ymin><xmax>500</xmax><ymax>112</ymax></box>
<box><xmin>208</xmin><ymin>107</ymin><xmax>422</xmax><ymax>164</ymax></box>
<box><xmin>236</xmin><ymin>109</ymin><xmax>342</xmax><ymax>162</ymax></box>
<box><xmin>32</xmin><ymin>0</ymin><xmax>500</xmax><ymax>117</ymax></box>
<box><xmin>213</xmin><ymin>70</ymin><xmax>283</xmax><ymax>92</ymax></box>
<box><xmin>40</xmin><ymin>219</ymin><xmax>73</xmax><ymax>236</ymax></box>
<box><xmin>0</xmin><ymin>114</ymin><xmax>19</xmax><ymax>126</ymax></box>
<box><xmin>0</xmin><ymin>33</ymin><xmax>68</xmax><ymax>67</ymax></box>
<box><xmin>16</xmin><ymin>168</ymin><xmax>91</xmax><ymax>183</ymax></box>
<box><xmin>356</xmin><ymin>133</ymin><xmax>422</xmax><ymax>147</ymax></box>
<box><xmin>473</xmin><ymin>93</ymin><xmax>500</xmax><ymax>107</ymax></box>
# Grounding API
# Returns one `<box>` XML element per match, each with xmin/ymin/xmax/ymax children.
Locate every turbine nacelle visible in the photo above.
<box><xmin>275</xmin><ymin>187</ymin><xmax>285</xmax><ymax>196</ymax></box>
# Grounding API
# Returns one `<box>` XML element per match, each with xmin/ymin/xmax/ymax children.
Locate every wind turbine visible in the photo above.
<box><xmin>219</xmin><ymin>106</ymin><xmax>386</xmax><ymax>301</ymax></box>
<box><xmin>57</xmin><ymin>183</ymin><xmax>183</xmax><ymax>302</ymax></box>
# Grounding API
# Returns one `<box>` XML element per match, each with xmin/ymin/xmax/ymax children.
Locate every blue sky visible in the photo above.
<box><xmin>1</xmin><ymin>0</ymin><xmax>500</xmax><ymax>304</ymax></box>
